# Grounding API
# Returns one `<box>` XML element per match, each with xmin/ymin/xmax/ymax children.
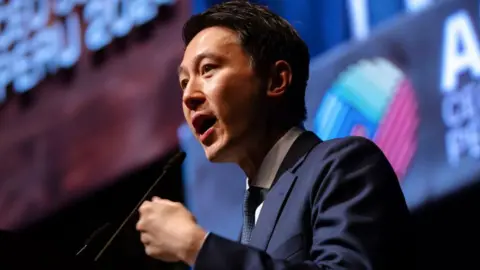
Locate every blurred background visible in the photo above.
<box><xmin>0</xmin><ymin>0</ymin><xmax>478</xmax><ymax>269</ymax></box>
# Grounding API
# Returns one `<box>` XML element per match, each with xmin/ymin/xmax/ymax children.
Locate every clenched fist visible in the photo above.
<box><xmin>136</xmin><ymin>196</ymin><xmax>207</xmax><ymax>266</ymax></box>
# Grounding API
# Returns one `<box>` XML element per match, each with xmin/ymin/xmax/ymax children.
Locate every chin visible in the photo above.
<box><xmin>203</xmin><ymin>147</ymin><xmax>222</xmax><ymax>163</ymax></box>
<box><xmin>203</xmin><ymin>141</ymin><xmax>230</xmax><ymax>163</ymax></box>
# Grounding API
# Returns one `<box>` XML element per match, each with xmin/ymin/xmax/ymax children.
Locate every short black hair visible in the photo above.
<box><xmin>182</xmin><ymin>0</ymin><xmax>310</xmax><ymax>126</ymax></box>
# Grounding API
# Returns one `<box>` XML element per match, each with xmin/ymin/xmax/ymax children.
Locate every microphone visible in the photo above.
<box><xmin>91</xmin><ymin>151</ymin><xmax>187</xmax><ymax>262</ymax></box>
<box><xmin>76</xmin><ymin>223</ymin><xmax>111</xmax><ymax>256</ymax></box>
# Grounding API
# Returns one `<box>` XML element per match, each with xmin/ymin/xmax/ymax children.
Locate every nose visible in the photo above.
<box><xmin>182</xmin><ymin>86</ymin><xmax>206</xmax><ymax>112</ymax></box>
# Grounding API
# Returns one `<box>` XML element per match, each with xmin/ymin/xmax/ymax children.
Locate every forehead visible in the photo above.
<box><xmin>181</xmin><ymin>26</ymin><xmax>244</xmax><ymax>65</ymax></box>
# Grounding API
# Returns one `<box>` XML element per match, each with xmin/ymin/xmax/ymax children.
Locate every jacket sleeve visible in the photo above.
<box><xmin>193</xmin><ymin>137</ymin><xmax>413</xmax><ymax>270</ymax></box>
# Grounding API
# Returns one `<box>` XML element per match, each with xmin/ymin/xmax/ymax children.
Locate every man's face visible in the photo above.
<box><xmin>179</xmin><ymin>27</ymin><xmax>266</xmax><ymax>162</ymax></box>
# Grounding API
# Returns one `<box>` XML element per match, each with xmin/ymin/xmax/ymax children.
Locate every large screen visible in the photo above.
<box><xmin>179</xmin><ymin>0</ymin><xmax>480</xmax><ymax>240</ymax></box>
<box><xmin>305</xmin><ymin>0</ymin><xmax>480</xmax><ymax>208</ymax></box>
<box><xmin>0</xmin><ymin>0</ymin><xmax>189</xmax><ymax>230</ymax></box>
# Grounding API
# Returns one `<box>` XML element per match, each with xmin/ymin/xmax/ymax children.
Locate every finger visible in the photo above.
<box><xmin>145</xmin><ymin>245</ymin><xmax>163</xmax><ymax>259</ymax></box>
<box><xmin>144</xmin><ymin>245</ymin><xmax>155</xmax><ymax>257</ymax></box>
<box><xmin>140</xmin><ymin>232</ymin><xmax>151</xmax><ymax>244</ymax></box>
<box><xmin>152</xmin><ymin>198</ymin><xmax>176</xmax><ymax>207</ymax></box>
<box><xmin>138</xmin><ymin>201</ymin><xmax>151</xmax><ymax>214</ymax></box>
<box><xmin>136</xmin><ymin>219</ymin><xmax>144</xmax><ymax>231</ymax></box>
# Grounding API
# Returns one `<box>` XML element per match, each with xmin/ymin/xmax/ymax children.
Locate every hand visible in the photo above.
<box><xmin>136</xmin><ymin>196</ymin><xmax>207</xmax><ymax>265</ymax></box>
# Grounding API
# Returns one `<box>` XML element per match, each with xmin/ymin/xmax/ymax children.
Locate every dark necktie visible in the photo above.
<box><xmin>241</xmin><ymin>186</ymin><xmax>265</xmax><ymax>244</ymax></box>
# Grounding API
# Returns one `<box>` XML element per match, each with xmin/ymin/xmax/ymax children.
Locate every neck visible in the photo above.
<box><xmin>237</xmin><ymin>126</ymin><xmax>291</xmax><ymax>181</ymax></box>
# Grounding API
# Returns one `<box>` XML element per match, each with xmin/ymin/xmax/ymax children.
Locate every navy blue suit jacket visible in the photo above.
<box><xmin>195</xmin><ymin>132</ymin><xmax>414</xmax><ymax>270</ymax></box>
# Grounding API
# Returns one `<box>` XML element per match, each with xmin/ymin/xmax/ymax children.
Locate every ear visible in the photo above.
<box><xmin>267</xmin><ymin>60</ymin><xmax>292</xmax><ymax>98</ymax></box>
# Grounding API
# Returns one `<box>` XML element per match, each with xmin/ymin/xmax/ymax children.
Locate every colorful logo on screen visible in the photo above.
<box><xmin>314</xmin><ymin>58</ymin><xmax>419</xmax><ymax>181</ymax></box>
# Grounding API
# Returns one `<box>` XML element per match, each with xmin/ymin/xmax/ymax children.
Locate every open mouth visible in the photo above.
<box><xmin>192</xmin><ymin>114</ymin><xmax>217</xmax><ymax>136</ymax></box>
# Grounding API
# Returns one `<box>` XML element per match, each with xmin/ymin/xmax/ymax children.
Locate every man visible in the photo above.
<box><xmin>136</xmin><ymin>1</ymin><xmax>414</xmax><ymax>269</ymax></box>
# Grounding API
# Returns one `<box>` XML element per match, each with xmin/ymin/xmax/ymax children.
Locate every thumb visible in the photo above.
<box><xmin>152</xmin><ymin>196</ymin><xmax>162</xmax><ymax>202</ymax></box>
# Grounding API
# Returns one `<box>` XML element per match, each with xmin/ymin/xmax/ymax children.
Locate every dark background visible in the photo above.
<box><xmin>0</xmin><ymin>148</ymin><xmax>189</xmax><ymax>269</ymax></box>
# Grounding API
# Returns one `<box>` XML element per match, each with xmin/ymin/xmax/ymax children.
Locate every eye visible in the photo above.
<box><xmin>201</xmin><ymin>64</ymin><xmax>216</xmax><ymax>75</ymax></box>
<box><xmin>180</xmin><ymin>79</ymin><xmax>189</xmax><ymax>90</ymax></box>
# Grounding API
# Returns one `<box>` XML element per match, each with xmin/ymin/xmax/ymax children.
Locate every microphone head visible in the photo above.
<box><xmin>164</xmin><ymin>151</ymin><xmax>186</xmax><ymax>170</ymax></box>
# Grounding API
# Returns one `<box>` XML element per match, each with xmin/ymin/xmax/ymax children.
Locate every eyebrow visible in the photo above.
<box><xmin>177</xmin><ymin>52</ymin><xmax>222</xmax><ymax>76</ymax></box>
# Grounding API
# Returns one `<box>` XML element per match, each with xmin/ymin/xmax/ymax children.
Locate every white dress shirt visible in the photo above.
<box><xmin>246</xmin><ymin>127</ymin><xmax>304</xmax><ymax>224</ymax></box>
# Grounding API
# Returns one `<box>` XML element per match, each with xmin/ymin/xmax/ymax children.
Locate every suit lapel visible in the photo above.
<box><xmin>249</xmin><ymin>171</ymin><xmax>296</xmax><ymax>250</ymax></box>
<box><xmin>248</xmin><ymin>131</ymin><xmax>321</xmax><ymax>250</ymax></box>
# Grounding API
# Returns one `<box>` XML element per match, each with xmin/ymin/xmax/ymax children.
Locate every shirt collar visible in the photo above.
<box><xmin>246</xmin><ymin>127</ymin><xmax>304</xmax><ymax>190</ymax></box>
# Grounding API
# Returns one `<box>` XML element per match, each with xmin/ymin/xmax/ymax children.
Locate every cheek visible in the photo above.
<box><xmin>181</xmin><ymin>105</ymin><xmax>196</xmax><ymax>133</ymax></box>
<box><xmin>182</xmin><ymin>104</ymin><xmax>189</xmax><ymax>119</ymax></box>
<box><xmin>181</xmin><ymin>105</ymin><xmax>190</xmax><ymax>124</ymax></box>
<box><xmin>215</xmin><ymin>82</ymin><xmax>260</xmax><ymax>125</ymax></box>
<box><xmin>205</xmin><ymin>69</ymin><xmax>262</xmax><ymax>124</ymax></box>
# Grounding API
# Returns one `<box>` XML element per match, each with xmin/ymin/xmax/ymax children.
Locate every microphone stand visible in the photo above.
<box><xmin>75</xmin><ymin>151</ymin><xmax>186</xmax><ymax>264</ymax></box>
